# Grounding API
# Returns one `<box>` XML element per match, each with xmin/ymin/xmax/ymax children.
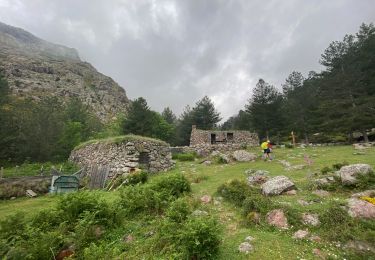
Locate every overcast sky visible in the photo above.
<box><xmin>0</xmin><ymin>0</ymin><xmax>374</xmax><ymax>120</ymax></box>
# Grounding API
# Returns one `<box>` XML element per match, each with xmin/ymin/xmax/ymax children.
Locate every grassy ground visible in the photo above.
<box><xmin>1</xmin><ymin>145</ymin><xmax>374</xmax><ymax>259</ymax></box>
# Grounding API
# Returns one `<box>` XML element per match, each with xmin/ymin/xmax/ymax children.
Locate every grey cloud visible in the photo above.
<box><xmin>0</xmin><ymin>0</ymin><xmax>374</xmax><ymax>120</ymax></box>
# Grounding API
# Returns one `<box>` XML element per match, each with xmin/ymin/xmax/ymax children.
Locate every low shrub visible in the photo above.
<box><xmin>166</xmin><ymin>197</ymin><xmax>192</xmax><ymax>223</ymax></box>
<box><xmin>151</xmin><ymin>173</ymin><xmax>191</xmax><ymax>199</ymax></box>
<box><xmin>177</xmin><ymin>217</ymin><xmax>221</xmax><ymax>259</ymax></box>
<box><xmin>57</xmin><ymin>191</ymin><xmax>115</xmax><ymax>225</ymax></box>
<box><xmin>320</xmin><ymin>202</ymin><xmax>354</xmax><ymax>241</ymax></box>
<box><xmin>123</xmin><ymin>171</ymin><xmax>148</xmax><ymax>186</ymax></box>
<box><xmin>217</xmin><ymin>179</ymin><xmax>253</xmax><ymax>206</ymax></box>
<box><xmin>30</xmin><ymin>209</ymin><xmax>61</xmax><ymax>231</ymax></box>
<box><xmin>0</xmin><ymin>212</ymin><xmax>27</xmax><ymax>240</ymax></box>
<box><xmin>242</xmin><ymin>193</ymin><xmax>273</xmax><ymax>216</ymax></box>
<box><xmin>332</xmin><ymin>161</ymin><xmax>349</xmax><ymax>170</ymax></box>
<box><xmin>320</xmin><ymin>166</ymin><xmax>332</xmax><ymax>174</ymax></box>
<box><xmin>118</xmin><ymin>185</ymin><xmax>162</xmax><ymax>216</ymax></box>
<box><xmin>172</xmin><ymin>152</ymin><xmax>197</xmax><ymax>161</ymax></box>
<box><xmin>352</xmin><ymin>172</ymin><xmax>375</xmax><ymax>190</ymax></box>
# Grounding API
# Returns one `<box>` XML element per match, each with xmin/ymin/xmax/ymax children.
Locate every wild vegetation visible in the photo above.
<box><xmin>1</xmin><ymin>145</ymin><xmax>375</xmax><ymax>259</ymax></box>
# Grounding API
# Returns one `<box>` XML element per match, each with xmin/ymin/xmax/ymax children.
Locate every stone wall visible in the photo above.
<box><xmin>69</xmin><ymin>136</ymin><xmax>174</xmax><ymax>177</ymax></box>
<box><xmin>190</xmin><ymin>125</ymin><xmax>259</xmax><ymax>147</ymax></box>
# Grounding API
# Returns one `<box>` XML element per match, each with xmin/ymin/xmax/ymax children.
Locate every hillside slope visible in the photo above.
<box><xmin>0</xmin><ymin>21</ymin><xmax>129</xmax><ymax>121</ymax></box>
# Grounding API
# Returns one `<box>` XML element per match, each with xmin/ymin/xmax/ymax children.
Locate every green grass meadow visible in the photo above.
<box><xmin>1</xmin><ymin>145</ymin><xmax>374</xmax><ymax>259</ymax></box>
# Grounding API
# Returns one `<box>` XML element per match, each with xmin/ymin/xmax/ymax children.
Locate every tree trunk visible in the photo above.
<box><xmin>362</xmin><ymin>130</ymin><xmax>369</xmax><ymax>143</ymax></box>
<box><xmin>304</xmin><ymin>132</ymin><xmax>309</xmax><ymax>144</ymax></box>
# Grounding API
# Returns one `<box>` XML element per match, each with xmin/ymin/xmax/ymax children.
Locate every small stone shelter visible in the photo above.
<box><xmin>69</xmin><ymin>135</ymin><xmax>174</xmax><ymax>177</ymax></box>
<box><xmin>190</xmin><ymin>125</ymin><xmax>259</xmax><ymax>147</ymax></box>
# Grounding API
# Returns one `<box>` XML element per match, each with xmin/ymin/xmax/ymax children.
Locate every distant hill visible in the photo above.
<box><xmin>0</xmin><ymin>21</ymin><xmax>130</xmax><ymax>121</ymax></box>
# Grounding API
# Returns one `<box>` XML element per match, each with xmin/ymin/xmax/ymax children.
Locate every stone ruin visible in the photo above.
<box><xmin>69</xmin><ymin>136</ymin><xmax>174</xmax><ymax>177</ymax></box>
<box><xmin>186</xmin><ymin>125</ymin><xmax>259</xmax><ymax>156</ymax></box>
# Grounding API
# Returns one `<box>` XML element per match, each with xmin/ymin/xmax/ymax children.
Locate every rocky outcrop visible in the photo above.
<box><xmin>261</xmin><ymin>176</ymin><xmax>295</xmax><ymax>196</ymax></box>
<box><xmin>338</xmin><ymin>164</ymin><xmax>373</xmax><ymax>185</ymax></box>
<box><xmin>69</xmin><ymin>136</ymin><xmax>174</xmax><ymax>176</ymax></box>
<box><xmin>347</xmin><ymin>198</ymin><xmax>375</xmax><ymax>219</ymax></box>
<box><xmin>232</xmin><ymin>150</ymin><xmax>257</xmax><ymax>162</ymax></box>
<box><xmin>246</xmin><ymin>170</ymin><xmax>269</xmax><ymax>186</ymax></box>
<box><xmin>0</xmin><ymin>22</ymin><xmax>129</xmax><ymax>122</ymax></box>
<box><xmin>266</xmin><ymin>209</ymin><xmax>288</xmax><ymax>229</ymax></box>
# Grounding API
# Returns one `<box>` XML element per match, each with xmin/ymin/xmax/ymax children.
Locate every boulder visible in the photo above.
<box><xmin>247</xmin><ymin>170</ymin><xmax>269</xmax><ymax>186</ymax></box>
<box><xmin>261</xmin><ymin>176</ymin><xmax>295</xmax><ymax>196</ymax></box>
<box><xmin>238</xmin><ymin>242</ymin><xmax>253</xmax><ymax>254</ymax></box>
<box><xmin>302</xmin><ymin>213</ymin><xmax>320</xmax><ymax>226</ymax></box>
<box><xmin>232</xmin><ymin>150</ymin><xmax>257</xmax><ymax>162</ymax></box>
<box><xmin>347</xmin><ymin>198</ymin><xmax>375</xmax><ymax>219</ymax></box>
<box><xmin>245</xmin><ymin>236</ymin><xmax>255</xmax><ymax>242</ymax></box>
<box><xmin>292</xmin><ymin>229</ymin><xmax>310</xmax><ymax>239</ymax></box>
<box><xmin>266</xmin><ymin>209</ymin><xmax>288</xmax><ymax>229</ymax></box>
<box><xmin>338</xmin><ymin>164</ymin><xmax>373</xmax><ymax>185</ymax></box>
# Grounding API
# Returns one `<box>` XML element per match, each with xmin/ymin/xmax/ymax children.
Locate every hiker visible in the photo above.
<box><xmin>261</xmin><ymin>140</ymin><xmax>273</xmax><ymax>161</ymax></box>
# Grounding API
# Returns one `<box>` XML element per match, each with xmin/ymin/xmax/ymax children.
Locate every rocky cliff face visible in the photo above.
<box><xmin>0</xmin><ymin>21</ymin><xmax>129</xmax><ymax>121</ymax></box>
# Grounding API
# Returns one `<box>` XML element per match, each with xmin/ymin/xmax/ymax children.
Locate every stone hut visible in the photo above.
<box><xmin>190</xmin><ymin>125</ymin><xmax>259</xmax><ymax>146</ymax></box>
<box><xmin>69</xmin><ymin>135</ymin><xmax>174</xmax><ymax>177</ymax></box>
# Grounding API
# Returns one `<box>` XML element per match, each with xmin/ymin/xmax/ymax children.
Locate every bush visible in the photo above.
<box><xmin>151</xmin><ymin>173</ymin><xmax>191</xmax><ymax>199</ymax></box>
<box><xmin>352</xmin><ymin>172</ymin><xmax>375</xmax><ymax>190</ymax></box>
<box><xmin>217</xmin><ymin>179</ymin><xmax>253</xmax><ymax>206</ymax></box>
<box><xmin>0</xmin><ymin>212</ymin><xmax>27</xmax><ymax>240</ymax></box>
<box><xmin>166</xmin><ymin>198</ymin><xmax>192</xmax><ymax>223</ymax></box>
<box><xmin>123</xmin><ymin>171</ymin><xmax>148</xmax><ymax>186</ymax></box>
<box><xmin>172</xmin><ymin>152</ymin><xmax>197</xmax><ymax>161</ymax></box>
<box><xmin>242</xmin><ymin>194</ymin><xmax>273</xmax><ymax>216</ymax></box>
<box><xmin>118</xmin><ymin>185</ymin><xmax>162</xmax><ymax>216</ymax></box>
<box><xmin>177</xmin><ymin>216</ymin><xmax>221</xmax><ymax>259</ymax></box>
<box><xmin>332</xmin><ymin>161</ymin><xmax>349</xmax><ymax>170</ymax></box>
<box><xmin>57</xmin><ymin>191</ymin><xmax>114</xmax><ymax>225</ymax></box>
<box><xmin>320</xmin><ymin>202</ymin><xmax>354</xmax><ymax>241</ymax></box>
<box><xmin>320</xmin><ymin>166</ymin><xmax>332</xmax><ymax>174</ymax></box>
<box><xmin>30</xmin><ymin>209</ymin><xmax>61</xmax><ymax>231</ymax></box>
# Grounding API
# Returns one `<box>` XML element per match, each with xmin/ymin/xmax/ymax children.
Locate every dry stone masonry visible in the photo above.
<box><xmin>69</xmin><ymin>136</ymin><xmax>174</xmax><ymax>177</ymax></box>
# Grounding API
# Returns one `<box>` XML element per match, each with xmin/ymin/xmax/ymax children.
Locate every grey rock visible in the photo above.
<box><xmin>247</xmin><ymin>170</ymin><xmax>269</xmax><ymax>186</ymax></box>
<box><xmin>238</xmin><ymin>242</ymin><xmax>253</xmax><ymax>254</ymax></box>
<box><xmin>339</xmin><ymin>164</ymin><xmax>373</xmax><ymax>185</ymax></box>
<box><xmin>192</xmin><ymin>210</ymin><xmax>208</xmax><ymax>216</ymax></box>
<box><xmin>261</xmin><ymin>176</ymin><xmax>295</xmax><ymax>196</ymax></box>
<box><xmin>302</xmin><ymin>213</ymin><xmax>320</xmax><ymax>226</ymax></box>
<box><xmin>293</xmin><ymin>229</ymin><xmax>310</xmax><ymax>239</ymax></box>
<box><xmin>232</xmin><ymin>150</ymin><xmax>257</xmax><ymax>162</ymax></box>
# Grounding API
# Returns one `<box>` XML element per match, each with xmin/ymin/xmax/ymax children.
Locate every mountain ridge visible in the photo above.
<box><xmin>0</xmin><ymin>21</ymin><xmax>129</xmax><ymax>121</ymax></box>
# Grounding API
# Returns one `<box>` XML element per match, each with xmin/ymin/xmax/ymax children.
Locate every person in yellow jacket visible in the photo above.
<box><xmin>261</xmin><ymin>140</ymin><xmax>272</xmax><ymax>161</ymax></box>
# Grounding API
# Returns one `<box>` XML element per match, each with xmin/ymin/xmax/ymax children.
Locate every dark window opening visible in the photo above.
<box><xmin>139</xmin><ymin>152</ymin><xmax>150</xmax><ymax>169</ymax></box>
<box><xmin>227</xmin><ymin>133</ymin><xmax>234</xmax><ymax>141</ymax></box>
<box><xmin>211</xmin><ymin>134</ymin><xmax>216</xmax><ymax>144</ymax></box>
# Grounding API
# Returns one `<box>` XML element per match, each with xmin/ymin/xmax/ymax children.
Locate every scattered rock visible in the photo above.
<box><xmin>345</xmin><ymin>240</ymin><xmax>375</xmax><ymax>254</ymax></box>
<box><xmin>232</xmin><ymin>150</ymin><xmax>257</xmax><ymax>162</ymax></box>
<box><xmin>297</xmin><ymin>199</ymin><xmax>311</xmax><ymax>206</ymax></box>
<box><xmin>315</xmin><ymin>177</ymin><xmax>336</xmax><ymax>187</ymax></box>
<box><xmin>302</xmin><ymin>213</ymin><xmax>320</xmax><ymax>226</ymax></box>
<box><xmin>292</xmin><ymin>229</ymin><xmax>310</xmax><ymax>239</ymax></box>
<box><xmin>261</xmin><ymin>176</ymin><xmax>295</xmax><ymax>196</ymax></box>
<box><xmin>287</xmin><ymin>165</ymin><xmax>306</xmax><ymax>171</ymax></box>
<box><xmin>347</xmin><ymin>198</ymin><xmax>375</xmax><ymax>219</ymax></box>
<box><xmin>203</xmin><ymin>160</ymin><xmax>212</xmax><ymax>166</ymax></box>
<box><xmin>266</xmin><ymin>209</ymin><xmax>288</xmax><ymax>229</ymax></box>
<box><xmin>278</xmin><ymin>160</ymin><xmax>291</xmax><ymax>168</ymax></box>
<box><xmin>192</xmin><ymin>210</ymin><xmax>208</xmax><ymax>216</ymax></box>
<box><xmin>310</xmin><ymin>235</ymin><xmax>322</xmax><ymax>243</ymax></box>
<box><xmin>351</xmin><ymin>190</ymin><xmax>375</xmax><ymax>198</ymax></box>
<box><xmin>312</xmin><ymin>248</ymin><xmax>326</xmax><ymax>259</ymax></box>
<box><xmin>247</xmin><ymin>170</ymin><xmax>269</xmax><ymax>186</ymax></box>
<box><xmin>338</xmin><ymin>164</ymin><xmax>373</xmax><ymax>185</ymax></box>
<box><xmin>312</xmin><ymin>189</ymin><xmax>330</xmax><ymax>197</ymax></box>
<box><xmin>200</xmin><ymin>195</ymin><xmax>212</xmax><ymax>204</ymax></box>
<box><xmin>10</xmin><ymin>197</ymin><xmax>16</xmax><ymax>200</ymax></box>
<box><xmin>238</xmin><ymin>242</ymin><xmax>253</xmax><ymax>254</ymax></box>
<box><xmin>124</xmin><ymin>234</ymin><xmax>134</xmax><ymax>243</ymax></box>
<box><xmin>283</xmin><ymin>189</ymin><xmax>297</xmax><ymax>195</ymax></box>
<box><xmin>218</xmin><ymin>153</ymin><xmax>230</xmax><ymax>164</ymax></box>
<box><xmin>353</xmin><ymin>143</ymin><xmax>371</xmax><ymax>150</ymax></box>
<box><xmin>245</xmin><ymin>236</ymin><xmax>255</xmax><ymax>242</ymax></box>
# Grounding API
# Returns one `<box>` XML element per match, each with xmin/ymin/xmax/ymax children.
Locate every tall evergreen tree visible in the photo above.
<box><xmin>161</xmin><ymin>107</ymin><xmax>177</xmax><ymax>125</ymax></box>
<box><xmin>246</xmin><ymin>79</ymin><xmax>284</xmax><ymax>140</ymax></box>
<box><xmin>191</xmin><ymin>96</ymin><xmax>221</xmax><ymax>130</ymax></box>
